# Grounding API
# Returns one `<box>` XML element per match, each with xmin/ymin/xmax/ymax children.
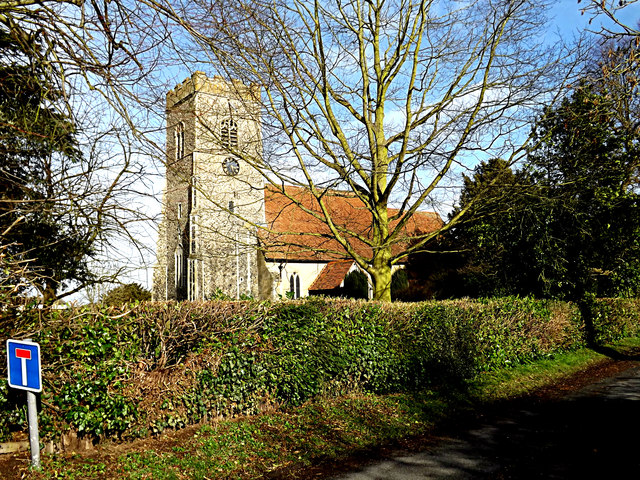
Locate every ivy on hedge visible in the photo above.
<box><xmin>0</xmin><ymin>296</ymin><xmax>637</xmax><ymax>443</ymax></box>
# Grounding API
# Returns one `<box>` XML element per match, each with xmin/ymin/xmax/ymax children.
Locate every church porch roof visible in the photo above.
<box><xmin>308</xmin><ymin>260</ymin><xmax>355</xmax><ymax>291</ymax></box>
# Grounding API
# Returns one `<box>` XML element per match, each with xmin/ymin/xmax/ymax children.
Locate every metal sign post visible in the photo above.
<box><xmin>6</xmin><ymin>339</ymin><xmax>42</xmax><ymax>469</ymax></box>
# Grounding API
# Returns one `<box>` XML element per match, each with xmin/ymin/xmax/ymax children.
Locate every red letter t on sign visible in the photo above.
<box><xmin>15</xmin><ymin>348</ymin><xmax>31</xmax><ymax>387</ymax></box>
<box><xmin>15</xmin><ymin>348</ymin><xmax>31</xmax><ymax>360</ymax></box>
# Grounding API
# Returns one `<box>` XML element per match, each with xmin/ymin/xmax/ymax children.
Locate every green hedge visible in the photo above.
<box><xmin>0</xmin><ymin>296</ymin><xmax>637</xmax><ymax>444</ymax></box>
<box><xmin>589</xmin><ymin>298</ymin><xmax>640</xmax><ymax>344</ymax></box>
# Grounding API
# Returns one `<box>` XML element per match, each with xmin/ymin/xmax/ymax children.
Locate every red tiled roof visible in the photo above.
<box><xmin>309</xmin><ymin>260</ymin><xmax>354</xmax><ymax>291</ymax></box>
<box><xmin>261</xmin><ymin>185</ymin><xmax>443</xmax><ymax>262</ymax></box>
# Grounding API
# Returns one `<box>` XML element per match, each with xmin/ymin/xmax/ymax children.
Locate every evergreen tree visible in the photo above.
<box><xmin>0</xmin><ymin>29</ymin><xmax>95</xmax><ymax>301</ymax></box>
<box><xmin>404</xmin><ymin>158</ymin><xmax>541</xmax><ymax>299</ymax></box>
<box><xmin>526</xmin><ymin>82</ymin><xmax>640</xmax><ymax>298</ymax></box>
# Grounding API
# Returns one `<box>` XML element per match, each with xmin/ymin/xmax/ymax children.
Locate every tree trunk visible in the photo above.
<box><xmin>42</xmin><ymin>279</ymin><xmax>58</xmax><ymax>304</ymax></box>
<box><xmin>370</xmin><ymin>245</ymin><xmax>393</xmax><ymax>302</ymax></box>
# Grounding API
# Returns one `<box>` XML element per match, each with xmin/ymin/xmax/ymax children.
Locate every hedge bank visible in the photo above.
<box><xmin>0</xmin><ymin>297</ymin><xmax>638</xmax><ymax>444</ymax></box>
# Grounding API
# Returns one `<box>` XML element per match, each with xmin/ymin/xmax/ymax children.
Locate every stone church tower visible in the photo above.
<box><xmin>153</xmin><ymin>72</ymin><xmax>268</xmax><ymax>300</ymax></box>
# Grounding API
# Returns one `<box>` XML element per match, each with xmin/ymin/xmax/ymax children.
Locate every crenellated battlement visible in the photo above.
<box><xmin>166</xmin><ymin>71</ymin><xmax>260</xmax><ymax>108</ymax></box>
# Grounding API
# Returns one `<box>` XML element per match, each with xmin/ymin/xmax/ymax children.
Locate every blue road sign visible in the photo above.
<box><xmin>6</xmin><ymin>339</ymin><xmax>42</xmax><ymax>393</ymax></box>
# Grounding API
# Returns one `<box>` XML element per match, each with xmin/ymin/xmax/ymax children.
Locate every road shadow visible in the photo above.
<box><xmin>589</xmin><ymin>345</ymin><xmax>640</xmax><ymax>361</ymax></box>
<box><xmin>326</xmin><ymin>367</ymin><xmax>640</xmax><ymax>479</ymax></box>
<box><xmin>475</xmin><ymin>386</ymin><xmax>640</xmax><ymax>478</ymax></box>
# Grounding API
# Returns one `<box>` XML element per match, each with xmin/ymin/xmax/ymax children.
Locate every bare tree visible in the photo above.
<box><xmin>0</xmin><ymin>1</ymin><xmax>167</xmax><ymax>302</ymax></box>
<box><xmin>144</xmin><ymin>0</ymin><xmax>577</xmax><ymax>301</ymax></box>
<box><xmin>579</xmin><ymin>0</ymin><xmax>640</xmax><ymax>39</ymax></box>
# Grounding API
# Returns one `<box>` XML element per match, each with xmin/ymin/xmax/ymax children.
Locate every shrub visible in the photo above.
<box><xmin>391</xmin><ymin>269</ymin><xmax>409</xmax><ymax>300</ymax></box>
<box><xmin>342</xmin><ymin>270</ymin><xmax>368</xmax><ymax>299</ymax></box>
<box><xmin>102</xmin><ymin>283</ymin><xmax>151</xmax><ymax>306</ymax></box>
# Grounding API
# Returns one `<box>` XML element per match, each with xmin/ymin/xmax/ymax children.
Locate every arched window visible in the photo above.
<box><xmin>175</xmin><ymin>122</ymin><xmax>185</xmax><ymax>160</ymax></box>
<box><xmin>174</xmin><ymin>245</ymin><xmax>184</xmax><ymax>288</ymax></box>
<box><xmin>289</xmin><ymin>273</ymin><xmax>301</xmax><ymax>299</ymax></box>
<box><xmin>220</xmin><ymin>118</ymin><xmax>238</xmax><ymax>150</ymax></box>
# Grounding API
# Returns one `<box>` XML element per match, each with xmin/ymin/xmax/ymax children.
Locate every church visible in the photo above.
<box><xmin>152</xmin><ymin>73</ymin><xmax>442</xmax><ymax>301</ymax></box>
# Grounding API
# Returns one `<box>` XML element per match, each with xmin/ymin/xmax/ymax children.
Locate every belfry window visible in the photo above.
<box><xmin>175</xmin><ymin>122</ymin><xmax>185</xmax><ymax>160</ymax></box>
<box><xmin>289</xmin><ymin>273</ymin><xmax>301</xmax><ymax>299</ymax></box>
<box><xmin>220</xmin><ymin>118</ymin><xmax>238</xmax><ymax>150</ymax></box>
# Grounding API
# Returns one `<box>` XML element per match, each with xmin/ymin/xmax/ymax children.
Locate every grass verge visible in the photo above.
<box><xmin>17</xmin><ymin>338</ymin><xmax>640</xmax><ymax>480</ymax></box>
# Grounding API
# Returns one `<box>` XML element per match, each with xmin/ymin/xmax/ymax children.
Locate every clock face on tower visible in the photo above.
<box><xmin>222</xmin><ymin>158</ymin><xmax>240</xmax><ymax>176</ymax></box>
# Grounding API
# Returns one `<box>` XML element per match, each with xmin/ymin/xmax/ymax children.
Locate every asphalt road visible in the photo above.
<box><xmin>330</xmin><ymin>364</ymin><xmax>640</xmax><ymax>479</ymax></box>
